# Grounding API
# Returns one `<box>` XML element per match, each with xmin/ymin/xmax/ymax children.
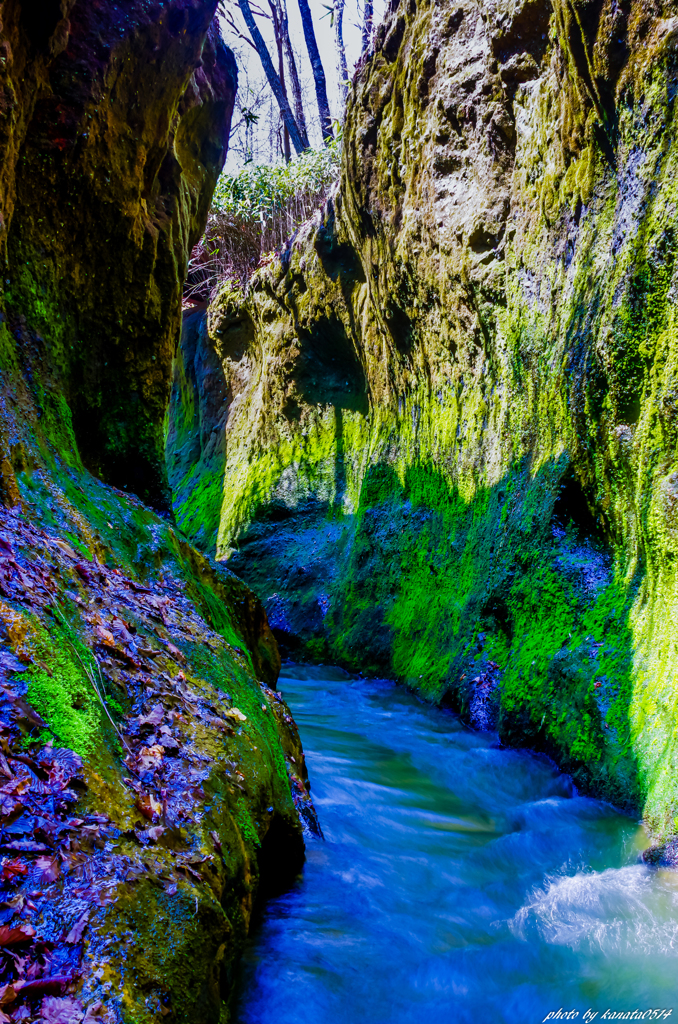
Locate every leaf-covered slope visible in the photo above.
<box><xmin>169</xmin><ymin>0</ymin><xmax>678</xmax><ymax>836</ymax></box>
<box><xmin>0</xmin><ymin>471</ymin><xmax>315</xmax><ymax>1024</ymax></box>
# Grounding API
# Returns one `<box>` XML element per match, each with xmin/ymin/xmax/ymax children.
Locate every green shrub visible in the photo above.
<box><xmin>186</xmin><ymin>141</ymin><xmax>341</xmax><ymax>297</ymax></box>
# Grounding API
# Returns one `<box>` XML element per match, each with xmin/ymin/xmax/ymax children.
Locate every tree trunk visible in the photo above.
<box><xmin>334</xmin><ymin>0</ymin><xmax>348</xmax><ymax>104</ymax></box>
<box><xmin>361</xmin><ymin>0</ymin><xmax>373</xmax><ymax>55</ymax></box>
<box><xmin>269</xmin><ymin>0</ymin><xmax>292</xmax><ymax>162</ymax></box>
<box><xmin>296</xmin><ymin>0</ymin><xmax>334</xmax><ymax>142</ymax></box>
<box><xmin>279</xmin><ymin>0</ymin><xmax>309</xmax><ymax>148</ymax></box>
<box><xmin>238</xmin><ymin>0</ymin><xmax>307</xmax><ymax>154</ymax></box>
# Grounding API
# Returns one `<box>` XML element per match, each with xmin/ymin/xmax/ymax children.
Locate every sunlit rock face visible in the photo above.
<box><xmin>169</xmin><ymin>0</ymin><xmax>678</xmax><ymax>835</ymax></box>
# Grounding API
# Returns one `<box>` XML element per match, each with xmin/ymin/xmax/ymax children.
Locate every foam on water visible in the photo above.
<box><xmin>513</xmin><ymin>865</ymin><xmax>678</xmax><ymax>955</ymax></box>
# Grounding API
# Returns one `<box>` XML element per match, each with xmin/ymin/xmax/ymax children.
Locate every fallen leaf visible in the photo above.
<box><xmin>177</xmin><ymin>862</ymin><xmax>202</xmax><ymax>882</ymax></box>
<box><xmin>135</xmin><ymin>745</ymin><xmax>164</xmax><ymax>771</ymax></box>
<box><xmin>110</xmin><ymin>618</ymin><xmax>134</xmax><ymax>645</ymax></box>
<box><xmin>0</xmin><ymin>751</ymin><xmax>13</xmax><ymax>779</ymax></box>
<box><xmin>34</xmin><ymin>851</ymin><xmax>59</xmax><ymax>884</ymax></box>
<box><xmin>127</xmin><ymin>580</ymin><xmax>152</xmax><ymax>594</ymax></box>
<box><xmin>83</xmin><ymin>813</ymin><xmax>109</xmax><ymax>824</ymax></box>
<box><xmin>146</xmin><ymin>825</ymin><xmax>165</xmax><ymax>842</ymax></box>
<box><xmin>38</xmin><ymin>995</ymin><xmax>84</xmax><ymax>1024</ymax></box>
<box><xmin>164</xmin><ymin>642</ymin><xmax>185</xmax><ymax>665</ymax></box>
<box><xmin>136</xmin><ymin>793</ymin><xmax>162</xmax><ymax>820</ymax></box>
<box><xmin>2</xmin><ymin>694</ymin><xmax>48</xmax><ymax>730</ymax></box>
<box><xmin>54</xmin><ymin>541</ymin><xmax>78</xmax><ymax>561</ymax></box>
<box><xmin>94</xmin><ymin>626</ymin><xmax>116</xmax><ymax>647</ymax></box>
<box><xmin>0</xmin><ymin>924</ymin><xmax>36</xmax><ymax>946</ymax></box>
<box><xmin>225</xmin><ymin>708</ymin><xmax>247</xmax><ymax>723</ymax></box>
<box><xmin>0</xmin><ymin>857</ymin><xmax>28</xmax><ymax>881</ymax></box>
<box><xmin>75</xmin><ymin>563</ymin><xmax>94</xmax><ymax>585</ymax></box>
<box><xmin>138</xmin><ymin>704</ymin><xmax>164</xmax><ymax>728</ymax></box>
<box><xmin>65</xmin><ymin>910</ymin><xmax>89</xmax><ymax>944</ymax></box>
<box><xmin>4</xmin><ymin>840</ymin><xmax>49</xmax><ymax>852</ymax></box>
<box><xmin>202</xmin><ymin>713</ymin><xmax>232</xmax><ymax>732</ymax></box>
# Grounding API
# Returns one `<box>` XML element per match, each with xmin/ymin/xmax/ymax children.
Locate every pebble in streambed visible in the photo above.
<box><xmin>234</xmin><ymin>665</ymin><xmax>678</xmax><ymax>1024</ymax></box>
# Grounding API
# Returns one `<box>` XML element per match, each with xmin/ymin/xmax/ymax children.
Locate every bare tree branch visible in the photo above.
<box><xmin>333</xmin><ymin>0</ymin><xmax>348</xmax><ymax>104</ymax></box>
<box><xmin>279</xmin><ymin>0</ymin><xmax>309</xmax><ymax>147</ymax></box>
<box><xmin>361</xmin><ymin>0</ymin><xmax>373</xmax><ymax>54</ymax></box>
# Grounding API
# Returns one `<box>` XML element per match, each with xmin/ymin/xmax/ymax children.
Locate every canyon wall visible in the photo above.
<box><xmin>0</xmin><ymin>3</ymin><xmax>313</xmax><ymax>1022</ymax></box>
<box><xmin>170</xmin><ymin>0</ymin><xmax>678</xmax><ymax>835</ymax></box>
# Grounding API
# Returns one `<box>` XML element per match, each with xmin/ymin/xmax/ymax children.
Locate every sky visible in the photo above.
<box><xmin>219</xmin><ymin>0</ymin><xmax>386</xmax><ymax>167</ymax></box>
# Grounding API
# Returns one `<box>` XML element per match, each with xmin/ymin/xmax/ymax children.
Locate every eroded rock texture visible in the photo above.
<box><xmin>1</xmin><ymin>0</ymin><xmax>236</xmax><ymax>508</ymax></box>
<box><xmin>170</xmin><ymin>0</ymin><xmax>678</xmax><ymax>834</ymax></box>
<box><xmin>0</xmin><ymin>3</ymin><xmax>313</xmax><ymax>1022</ymax></box>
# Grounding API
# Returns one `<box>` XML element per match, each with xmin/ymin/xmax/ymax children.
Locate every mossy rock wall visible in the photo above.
<box><xmin>0</xmin><ymin>0</ymin><xmax>236</xmax><ymax>510</ymax></box>
<box><xmin>169</xmin><ymin>0</ymin><xmax>678</xmax><ymax>835</ymax></box>
<box><xmin>0</xmin><ymin>4</ymin><xmax>315</xmax><ymax>1022</ymax></box>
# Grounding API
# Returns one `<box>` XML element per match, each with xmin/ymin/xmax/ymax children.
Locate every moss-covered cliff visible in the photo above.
<box><xmin>0</xmin><ymin>3</ymin><xmax>314</xmax><ymax>1022</ymax></box>
<box><xmin>170</xmin><ymin>0</ymin><xmax>678</xmax><ymax>837</ymax></box>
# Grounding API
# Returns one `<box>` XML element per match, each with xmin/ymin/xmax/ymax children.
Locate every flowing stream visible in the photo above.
<box><xmin>234</xmin><ymin>665</ymin><xmax>678</xmax><ymax>1023</ymax></box>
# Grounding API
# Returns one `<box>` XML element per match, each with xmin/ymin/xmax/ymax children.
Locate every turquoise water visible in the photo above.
<box><xmin>234</xmin><ymin>666</ymin><xmax>678</xmax><ymax>1023</ymax></box>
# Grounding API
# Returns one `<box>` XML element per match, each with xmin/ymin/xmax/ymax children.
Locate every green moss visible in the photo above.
<box><xmin>163</xmin><ymin>0</ymin><xmax>678</xmax><ymax>838</ymax></box>
<box><xmin>112</xmin><ymin>879</ymin><xmax>234</xmax><ymax>1024</ymax></box>
<box><xmin>25</xmin><ymin>631</ymin><xmax>102</xmax><ymax>756</ymax></box>
<box><xmin>236</xmin><ymin>801</ymin><xmax>261</xmax><ymax>848</ymax></box>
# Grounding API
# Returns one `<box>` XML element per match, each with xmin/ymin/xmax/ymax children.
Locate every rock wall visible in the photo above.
<box><xmin>1</xmin><ymin>0</ymin><xmax>236</xmax><ymax>509</ymax></box>
<box><xmin>0</xmin><ymin>3</ymin><xmax>315</xmax><ymax>1022</ymax></box>
<box><xmin>170</xmin><ymin>0</ymin><xmax>678</xmax><ymax>835</ymax></box>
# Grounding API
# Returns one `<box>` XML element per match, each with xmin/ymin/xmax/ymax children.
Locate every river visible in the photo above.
<box><xmin>234</xmin><ymin>665</ymin><xmax>678</xmax><ymax>1023</ymax></box>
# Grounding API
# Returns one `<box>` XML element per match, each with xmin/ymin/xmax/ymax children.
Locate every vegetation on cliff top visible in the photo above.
<box><xmin>186</xmin><ymin>140</ymin><xmax>341</xmax><ymax>295</ymax></box>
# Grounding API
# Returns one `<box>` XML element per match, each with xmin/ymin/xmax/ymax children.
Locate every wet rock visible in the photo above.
<box><xmin>0</xmin><ymin>2</ymin><xmax>314</xmax><ymax>1021</ymax></box>
<box><xmin>642</xmin><ymin>841</ymin><xmax>678</xmax><ymax>868</ymax></box>
<box><xmin>0</xmin><ymin>0</ymin><xmax>236</xmax><ymax>510</ymax></box>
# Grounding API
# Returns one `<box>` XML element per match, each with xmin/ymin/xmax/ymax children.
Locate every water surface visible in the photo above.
<box><xmin>235</xmin><ymin>666</ymin><xmax>678</xmax><ymax>1023</ymax></box>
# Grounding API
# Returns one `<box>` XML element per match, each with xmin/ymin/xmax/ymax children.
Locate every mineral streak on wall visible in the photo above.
<box><xmin>169</xmin><ymin>0</ymin><xmax>678</xmax><ymax>837</ymax></box>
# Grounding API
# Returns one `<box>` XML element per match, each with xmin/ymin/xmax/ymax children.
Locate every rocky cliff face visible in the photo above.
<box><xmin>0</xmin><ymin>3</ymin><xmax>314</xmax><ymax>1022</ymax></box>
<box><xmin>1</xmin><ymin>0</ymin><xmax>236</xmax><ymax>509</ymax></box>
<box><xmin>170</xmin><ymin>0</ymin><xmax>678</xmax><ymax>836</ymax></box>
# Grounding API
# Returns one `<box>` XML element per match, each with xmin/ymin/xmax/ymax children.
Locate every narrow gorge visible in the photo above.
<box><xmin>2</xmin><ymin>0</ymin><xmax>678</xmax><ymax>1020</ymax></box>
<box><xmin>0</xmin><ymin>2</ymin><xmax>314</xmax><ymax>1021</ymax></box>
